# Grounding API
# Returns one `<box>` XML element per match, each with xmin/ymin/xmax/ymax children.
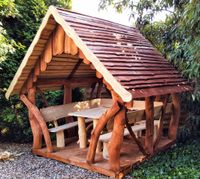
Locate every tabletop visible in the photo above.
<box><xmin>68</xmin><ymin>106</ymin><xmax>108</xmax><ymax>119</ymax></box>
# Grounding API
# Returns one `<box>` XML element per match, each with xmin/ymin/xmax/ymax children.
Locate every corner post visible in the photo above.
<box><xmin>27</xmin><ymin>87</ymin><xmax>42</xmax><ymax>149</ymax></box>
<box><xmin>145</xmin><ymin>96</ymin><xmax>154</xmax><ymax>155</ymax></box>
<box><xmin>168</xmin><ymin>93</ymin><xmax>180</xmax><ymax>140</ymax></box>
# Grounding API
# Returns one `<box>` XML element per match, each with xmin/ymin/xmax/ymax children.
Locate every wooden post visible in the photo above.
<box><xmin>154</xmin><ymin>95</ymin><xmax>169</xmax><ymax>149</ymax></box>
<box><xmin>27</xmin><ymin>87</ymin><xmax>42</xmax><ymax>149</ymax></box>
<box><xmin>78</xmin><ymin>117</ymin><xmax>87</xmax><ymax>148</ymax></box>
<box><xmin>168</xmin><ymin>93</ymin><xmax>180</xmax><ymax>140</ymax></box>
<box><xmin>86</xmin><ymin>102</ymin><xmax>120</xmax><ymax>164</ymax></box>
<box><xmin>109</xmin><ymin>107</ymin><xmax>125</xmax><ymax>172</ymax></box>
<box><xmin>145</xmin><ymin>96</ymin><xmax>154</xmax><ymax>155</ymax></box>
<box><xmin>63</xmin><ymin>84</ymin><xmax>74</xmax><ymax>137</ymax></box>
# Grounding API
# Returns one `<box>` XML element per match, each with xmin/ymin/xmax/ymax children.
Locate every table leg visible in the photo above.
<box><xmin>93</xmin><ymin>119</ymin><xmax>102</xmax><ymax>153</ymax></box>
<box><xmin>78</xmin><ymin>117</ymin><xmax>87</xmax><ymax>148</ymax></box>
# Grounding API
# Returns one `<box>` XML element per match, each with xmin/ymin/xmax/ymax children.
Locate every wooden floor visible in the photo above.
<box><xmin>32</xmin><ymin>137</ymin><xmax>174</xmax><ymax>178</ymax></box>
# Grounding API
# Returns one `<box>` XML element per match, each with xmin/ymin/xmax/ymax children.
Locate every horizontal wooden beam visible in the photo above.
<box><xmin>36</xmin><ymin>77</ymin><xmax>100</xmax><ymax>87</ymax></box>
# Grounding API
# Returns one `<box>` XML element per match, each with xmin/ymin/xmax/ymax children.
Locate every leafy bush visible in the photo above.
<box><xmin>0</xmin><ymin>0</ymin><xmax>72</xmax><ymax>142</ymax></box>
<box><xmin>132</xmin><ymin>138</ymin><xmax>200</xmax><ymax>178</ymax></box>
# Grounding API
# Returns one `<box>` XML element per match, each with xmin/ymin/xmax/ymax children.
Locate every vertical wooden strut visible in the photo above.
<box><xmin>86</xmin><ymin>102</ymin><xmax>120</xmax><ymax>164</ymax></box>
<box><xmin>109</xmin><ymin>106</ymin><xmax>126</xmax><ymax>172</ymax></box>
<box><xmin>27</xmin><ymin>87</ymin><xmax>42</xmax><ymax>149</ymax></box>
<box><xmin>168</xmin><ymin>93</ymin><xmax>180</xmax><ymax>140</ymax></box>
<box><xmin>145</xmin><ymin>96</ymin><xmax>154</xmax><ymax>155</ymax></box>
<box><xmin>154</xmin><ymin>95</ymin><xmax>169</xmax><ymax>149</ymax></box>
<box><xmin>20</xmin><ymin>94</ymin><xmax>53</xmax><ymax>153</ymax></box>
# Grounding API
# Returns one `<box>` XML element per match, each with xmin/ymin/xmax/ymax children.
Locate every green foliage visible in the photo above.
<box><xmin>132</xmin><ymin>138</ymin><xmax>200</xmax><ymax>178</ymax></box>
<box><xmin>0</xmin><ymin>0</ymin><xmax>72</xmax><ymax>142</ymax></box>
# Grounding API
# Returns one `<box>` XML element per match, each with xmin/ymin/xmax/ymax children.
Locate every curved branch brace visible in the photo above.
<box><xmin>86</xmin><ymin>101</ymin><xmax>120</xmax><ymax>164</ymax></box>
<box><xmin>20</xmin><ymin>94</ymin><xmax>53</xmax><ymax>153</ymax></box>
<box><xmin>108</xmin><ymin>106</ymin><xmax>126</xmax><ymax>172</ymax></box>
<box><xmin>124</xmin><ymin>111</ymin><xmax>148</xmax><ymax>156</ymax></box>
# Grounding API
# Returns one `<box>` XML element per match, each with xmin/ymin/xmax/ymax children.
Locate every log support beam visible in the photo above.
<box><xmin>86</xmin><ymin>101</ymin><xmax>120</xmax><ymax>164</ymax></box>
<box><xmin>27</xmin><ymin>87</ymin><xmax>42</xmax><ymax>150</ymax></box>
<box><xmin>168</xmin><ymin>93</ymin><xmax>180</xmax><ymax>140</ymax></box>
<box><xmin>20</xmin><ymin>94</ymin><xmax>53</xmax><ymax>153</ymax></box>
<box><xmin>108</xmin><ymin>106</ymin><xmax>125</xmax><ymax>172</ymax></box>
<box><xmin>145</xmin><ymin>96</ymin><xmax>154</xmax><ymax>155</ymax></box>
<box><xmin>153</xmin><ymin>95</ymin><xmax>169</xmax><ymax>149</ymax></box>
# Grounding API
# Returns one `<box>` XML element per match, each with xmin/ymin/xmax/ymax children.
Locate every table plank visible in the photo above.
<box><xmin>68</xmin><ymin>106</ymin><xmax>108</xmax><ymax>119</ymax></box>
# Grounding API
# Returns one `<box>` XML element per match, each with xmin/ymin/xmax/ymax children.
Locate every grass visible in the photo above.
<box><xmin>132</xmin><ymin>138</ymin><xmax>200</xmax><ymax>179</ymax></box>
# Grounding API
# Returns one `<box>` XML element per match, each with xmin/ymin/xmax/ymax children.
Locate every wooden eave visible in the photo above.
<box><xmin>6</xmin><ymin>6</ymin><xmax>192</xmax><ymax>101</ymax></box>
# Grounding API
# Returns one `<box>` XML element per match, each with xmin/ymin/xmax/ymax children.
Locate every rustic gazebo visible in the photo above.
<box><xmin>6</xmin><ymin>6</ymin><xmax>192</xmax><ymax>178</ymax></box>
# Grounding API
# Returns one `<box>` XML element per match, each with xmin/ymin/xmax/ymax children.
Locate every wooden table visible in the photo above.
<box><xmin>68</xmin><ymin>107</ymin><xmax>108</xmax><ymax>149</ymax></box>
<box><xmin>68</xmin><ymin>101</ymin><xmax>163</xmax><ymax>149</ymax></box>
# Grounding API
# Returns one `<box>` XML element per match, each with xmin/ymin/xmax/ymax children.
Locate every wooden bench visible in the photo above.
<box><xmin>100</xmin><ymin>120</ymin><xmax>160</xmax><ymax>159</ymax></box>
<box><xmin>40</xmin><ymin>98</ymin><xmax>113</xmax><ymax>148</ymax></box>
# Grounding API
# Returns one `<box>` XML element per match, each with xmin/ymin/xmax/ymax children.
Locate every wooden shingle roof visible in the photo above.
<box><xmin>6</xmin><ymin>6</ymin><xmax>192</xmax><ymax>102</ymax></box>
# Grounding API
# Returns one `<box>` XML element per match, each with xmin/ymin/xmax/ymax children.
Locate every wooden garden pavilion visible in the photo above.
<box><xmin>6</xmin><ymin>6</ymin><xmax>192</xmax><ymax>178</ymax></box>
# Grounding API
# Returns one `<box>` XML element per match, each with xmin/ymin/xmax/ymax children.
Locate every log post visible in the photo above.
<box><xmin>108</xmin><ymin>107</ymin><xmax>125</xmax><ymax>172</ymax></box>
<box><xmin>78</xmin><ymin>117</ymin><xmax>87</xmax><ymax>148</ymax></box>
<box><xmin>27</xmin><ymin>87</ymin><xmax>42</xmax><ymax>149</ymax></box>
<box><xmin>168</xmin><ymin>93</ymin><xmax>180</xmax><ymax>140</ymax></box>
<box><xmin>86</xmin><ymin>102</ymin><xmax>120</xmax><ymax>164</ymax></box>
<box><xmin>63</xmin><ymin>84</ymin><xmax>74</xmax><ymax>137</ymax></box>
<box><xmin>145</xmin><ymin>96</ymin><xmax>154</xmax><ymax>155</ymax></box>
<box><xmin>153</xmin><ymin>95</ymin><xmax>169</xmax><ymax>149</ymax></box>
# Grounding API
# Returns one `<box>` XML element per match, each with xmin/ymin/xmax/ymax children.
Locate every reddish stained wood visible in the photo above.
<box><xmin>43</xmin><ymin>36</ymin><xmax>53</xmax><ymax>63</ymax></box>
<box><xmin>86</xmin><ymin>101</ymin><xmax>120</xmax><ymax>164</ymax></box>
<box><xmin>40</xmin><ymin>56</ymin><xmax>47</xmax><ymax>72</ymax></box>
<box><xmin>144</xmin><ymin>96</ymin><xmax>154</xmax><ymax>155</ymax></box>
<box><xmin>27</xmin><ymin>87</ymin><xmax>42</xmax><ymax>149</ymax></box>
<box><xmin>168</xmin><ymin>93</ymin><xmax>180</xmax><ymax>140</ymax></box>
<box><xmin>53</xmin><ymin>25</ymin><xmax>65</xmax><ymax>56</ymax></box>
<box><xmin>109</xmin><ymin>106</ymin><xmax>125</xmax><ymax>172</ymax></box>
<box><xmin>36</xmin><ymin>77</ymin><xmax>99</xmax><ymax>86</ymax></box>
<box><xmin>79</xmin><ymin>50</ymin><xmax>90</xmax><ymax>64</ymax></box>
<box><xmin>67</xmin><ymin>58</ymin><xmax>83</xmax><ymax>79</ymax></box>
<box><xmin>154</xmin><ymin>95</ymin><xmax>169</xmax><ymax>149</ymax></box>
<box><xmin>20</xmin><ymin>94</ymin><xmax>53</xmax><ymax>152</ymax></box>
<box><xmin>64</xmin><ymin>34</ymin><xmax>78</xmax><ymax>55</ymax></box>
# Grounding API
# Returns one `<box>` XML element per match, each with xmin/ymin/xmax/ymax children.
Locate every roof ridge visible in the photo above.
<box><xmin>55</xmin><ymin>6</ymin><xmax>136</xmax><ymax>30</ymax></box>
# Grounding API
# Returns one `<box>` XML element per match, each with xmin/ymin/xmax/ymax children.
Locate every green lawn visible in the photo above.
<box><xmin>132</xmin><ymin>138</ymin><xmax>200</xmax><ymax>178</ymax></box>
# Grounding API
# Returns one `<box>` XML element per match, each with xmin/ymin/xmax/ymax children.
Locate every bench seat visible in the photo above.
<box><xmin>49</xmin><ymin>118</ymin><xmax>93</xmax><ymax>133</ymax></box>
<box><xmin>99</xmin><ymin>120</ymin><xmax>159</xmax><ymax>159</ymax></box>
<box><xmin>99</xmin><ymin>120</ymin><xmax>159</xmax><ymax>142</ymax></box>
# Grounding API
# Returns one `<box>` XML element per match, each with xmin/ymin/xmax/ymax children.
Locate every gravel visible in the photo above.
<box><xmin>0</xmin><ymin>143</ymin><xmax>132</xmax><ymax>179</ymax></box>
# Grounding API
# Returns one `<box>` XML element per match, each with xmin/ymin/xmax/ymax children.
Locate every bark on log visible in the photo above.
<box><xmin>144</xmin><ymin>97</ymin><xmax>154</xmax><ymax>155</ymax></box>
<box><xmin>27</xmin><ymin>88</ymin><xmax>42</xmax><ymax>149</ymax></box>
<box><xmin>86</xmin><ymin>101</ymin><xmax>120</xmax><ymax>164</ymax></box>
<box><xmin>109</xmin><ymin>107</ymin><xmax>125</xmax><ymax>172</ymax></box>
<box><xmin>20</xmin><ymin>94</ymin><xmax>53</xmax><ymax>152</ymax></box>
<box><xmin>168</xmin><ymin>93</ymin><xmax>180</xmax><ymax>140</ymax></box>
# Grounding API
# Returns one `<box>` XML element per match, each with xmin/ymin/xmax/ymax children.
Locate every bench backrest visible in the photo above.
<box><xmin>40</xmin><ymin>98</ymin><xmax>113</xmax><ymax>122</ymax></box>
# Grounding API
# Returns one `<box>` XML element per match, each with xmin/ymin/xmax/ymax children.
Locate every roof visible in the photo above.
<box><xmin>6</xmin><ymin>6</ymin><xmax>192</xmax><ymax>102</ymax></box>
